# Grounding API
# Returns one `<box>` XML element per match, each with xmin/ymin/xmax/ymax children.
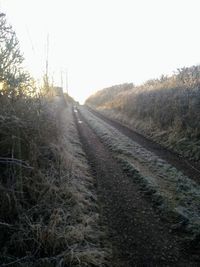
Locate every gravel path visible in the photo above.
<box><xmin>87</xmin><ymin>107</ymin><xmax>200</xmax><ymax>185</ymax></box>
<box><xmin>74</xmin><ymin>108</ymin><xmax>198</xmax><ymax>267</ymax></box>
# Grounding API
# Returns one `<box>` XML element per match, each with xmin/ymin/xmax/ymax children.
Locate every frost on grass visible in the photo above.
<box><xmin>80</xmin><ymin>107</ymin><xmax>200</xmax><ymax>240</ymax></box>
<box><xmin>0</xmin><ymin>104</ymin><xmax>109</xmax><ymax>267</ymax></box>
<box><xmin>49</xmin><ymin>106</ymin><xmax>110</xmax><ymax>266</ymax></box>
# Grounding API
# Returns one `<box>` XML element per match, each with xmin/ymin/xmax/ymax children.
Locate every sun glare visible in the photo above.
<box><xmin>1</xmin><ymin>0</ymin><xmax>200</xmax><ymax>103</ymax></box>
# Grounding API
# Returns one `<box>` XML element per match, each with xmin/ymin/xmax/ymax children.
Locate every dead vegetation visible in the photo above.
<box><xmin>0</xmin><ymin>92</ymin><xmax>109</xmax><ymax>266</ymax></box>
<box><xmin>86</xmin><ymin>67</ymin><xmax>200</xmax><ymax>161</ymax></box>
<box><xmin>0</xmin><ymin>12</ymin><xmax>109</xmax><ymax>267</ymax></box>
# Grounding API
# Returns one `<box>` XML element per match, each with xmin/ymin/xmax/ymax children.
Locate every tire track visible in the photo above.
<box><xmin>87</xmin><ymin>107</ymin><xmax>200</xmax><ymax>185</ymax></box>
<box><xmin>73</xmin><ymin>107</ymin><xmax>196</xmax><ymax>267</ymax></box>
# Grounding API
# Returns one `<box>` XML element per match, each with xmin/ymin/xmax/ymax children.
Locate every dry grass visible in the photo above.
<box><xmin>0</xmin><ymin>11</ymin><xmax>109</xmax><ymax>266</ymax></box>
<box><xmin>86</xmin><ymin>65</ymin><xmax>200</xmax><ymax>161</ymax></box>
<box><xmin>0</xmin><ymin>91</ymin><xmax>109</xmax><ymax>266</ymax></box>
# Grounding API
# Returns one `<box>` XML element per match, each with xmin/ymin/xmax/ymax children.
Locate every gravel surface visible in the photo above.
<box><xmin>74</xmin><ymin>107</ymin><xmax>199</xmax><ymax>266</ymax></box>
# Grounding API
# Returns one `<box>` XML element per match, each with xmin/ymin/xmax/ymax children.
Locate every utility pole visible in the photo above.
<box><xmin>45</xmin><ymin>34</ymin><xmax>49</xmax><ymax>88</ymax></box>
<box><xmin>66</xmin><ymin>70</ymin><xmax>68</xmax><ymax>94</ymax></box>
<box><xmin>60</xmin><ymin>70</ymin><xmax>63</xmax><ymax>89</ymax></box>
<box><xmin>46</xmin><ymin>34</ymin><xmax>49</xmax><ymax>78</ymax></box>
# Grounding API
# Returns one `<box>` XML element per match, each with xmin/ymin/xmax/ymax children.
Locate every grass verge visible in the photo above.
<box><xmin>0</xmin><ymin>95</ymin><xmax>109</xmax><ymax>266</ymax></box>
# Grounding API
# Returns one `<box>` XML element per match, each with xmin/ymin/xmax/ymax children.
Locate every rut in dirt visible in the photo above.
<box><xmin>87</xmin><ymin>107</ymin><xmax>200</xmax><ymax>185</ymax></box>
<box><xmin>73</xmin><ymin>108</ymin><xmax>195</xmax><ymax>267</ymax></box>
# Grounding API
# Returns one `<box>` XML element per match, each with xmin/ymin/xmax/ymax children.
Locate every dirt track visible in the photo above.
<box><xmin>87</xmin><ymin>107</ymin><xmax>200</xmax><ymax>185</ymax></box>
<box><xmin>74</xmin><ymin>107</ymin><xmax>198</xmax><ymax>267</ymax></box>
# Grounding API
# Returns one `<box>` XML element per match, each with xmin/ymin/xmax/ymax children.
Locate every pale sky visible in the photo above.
<box><xmin>0</xmin><ymin>0</ymin><xmax>200</xmax><ymax>103</ymax></box>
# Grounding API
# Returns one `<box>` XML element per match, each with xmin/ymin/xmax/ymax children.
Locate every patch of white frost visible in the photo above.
<box><xmin>80</xmin><ymin>107</ymin><xmax>200</xmax><ymax>236</ymax></box>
